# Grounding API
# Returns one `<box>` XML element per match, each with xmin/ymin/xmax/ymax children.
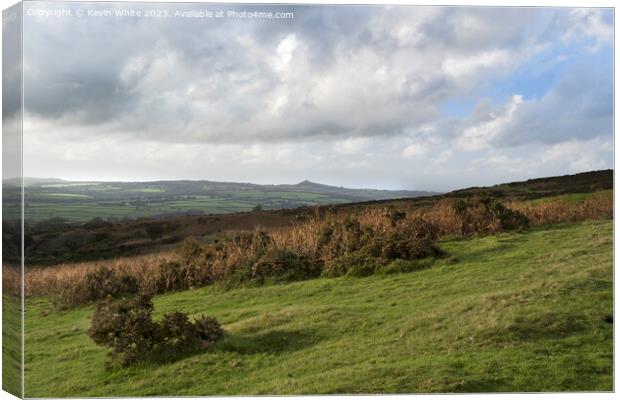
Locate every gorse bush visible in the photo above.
<box><xmin>56</xmin><ymin>266</ymin><xmax>138</xmax><ymax>309</ymax></box>
<box><xmin>193</xmin><ymin>315</ymin><xmax>225</xmax><ymax>346</ymax></box>
<box><xmin>318</xmin><ymin>215</ymin><xmax>441</xmax><ymax>277</ymax></box>
<box><xmin>160</xmin><ymin>311</ymin><xmax>200</xmax><ymax>348</ymax></box>
<box><xmin>452</xmin><ymin>198</ymin><xmax>529</xmax><ymax>235</ymax></box>
<box><xmin>88</xmin><ymin>294</ymin><xmax>159</xmax><ymax>366</ymax></box>
<box><xmin>483</xmin><ymin>198</ymin><xmax>529</xmax><ymax>232</ymax></box>
<box><xmin>250</xmin><ymin>249</ymin><xmax>318</xmax><ymax>284</ymax></box>
<box><xmin>153</xmin><ymin>261</ymin><xmax>210</xmax><ymax>294</ymax></box>
<box><xmin>87</xmin><ymin>294</ymin><xmax>223</xmax><ymax>366</ymax></box>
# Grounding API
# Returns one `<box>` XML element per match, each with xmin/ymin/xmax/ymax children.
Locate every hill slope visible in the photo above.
<box><xmin>23</xmin><ymin>220</ymin><xmax>612</xmax><ymax>396</ymax></box>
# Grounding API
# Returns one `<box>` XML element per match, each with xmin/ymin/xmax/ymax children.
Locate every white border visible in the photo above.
<box><xmin>0</xmin><ymin>1</ymin><xmax>616</xmax><ymax>400</ymax></box>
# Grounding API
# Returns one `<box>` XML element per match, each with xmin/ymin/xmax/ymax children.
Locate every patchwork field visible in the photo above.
<box><xmin>22</xmin><ymin>220</ymin><xmax>612</xmax><ymax>396</ymax></box>
<box><xmin>2</xmin><ymin>179</ymin><xmax>435</xmax><ymax>222</ymax></box>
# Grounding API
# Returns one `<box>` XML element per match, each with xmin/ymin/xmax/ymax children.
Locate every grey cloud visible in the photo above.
<box><xmin>20</xmin><ymin>3</ymin><xmax>613</xmax><ymax>152</ymax></box>
<box><xmin>3</xmin><ymin>3</ymin><xmax>22</xmax><ymax>121</ymax></box>
<box><xmin>416</xmin><ymin>7</ymin><xmax>547</xmax><ymax>51</ymax></box>
<box><xmin>495</xmin><ymin>63</ymin><xmax>612</xmax><ymax>147</ymax></box>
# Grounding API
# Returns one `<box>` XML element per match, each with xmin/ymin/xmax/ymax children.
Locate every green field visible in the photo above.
<box><xmin>23</xmin><ymin>220</ymin><xmax>612</xmax><ymax>396</ymax></box>
<box><xmin>20</xmin><ymin>195</ymin><xmax>353</xmax><ymax>222</ymax></box>
<box><xmin>0</xmin><ymin>177</ymin><xmax>438</xmax><ymax>222</ymax></box>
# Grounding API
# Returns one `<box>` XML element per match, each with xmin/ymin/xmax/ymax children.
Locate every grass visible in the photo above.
<box><xmin>2</xmin><ymin>294</ymin><xmax>21</xmax><ymax>397</ymax></box>
<box><xmin>23</xmin><ymin>220</ymin><xmax>612</xmax><ymax>396</ymax></box>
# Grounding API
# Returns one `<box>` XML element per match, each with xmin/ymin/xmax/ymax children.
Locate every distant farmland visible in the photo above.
<box><xmin>2</xmin><ymin>179</ymin><xmax>436</xmax><ymax>222</ymax></box>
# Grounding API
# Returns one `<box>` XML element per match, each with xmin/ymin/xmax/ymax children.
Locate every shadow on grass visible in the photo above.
<box><xmin>453</xmin><ymin>241</ymin><xmax>516</xmax><ymax>264</ymax></box>
<box><xmin>216</xmin><ymin>328</ymin><xmax>323</xmax><ymax>355</ymax></box>
<box><xmin>480</xmin><ymin>312</ymin><xmax>590</xmax><ymax>344</ymax></box>
<box><xmin>128</xmin><ymin>328</ymin><xmax>322</xmax><ymax>367</ymax></box>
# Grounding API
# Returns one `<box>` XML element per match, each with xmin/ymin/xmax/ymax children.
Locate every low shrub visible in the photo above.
<box><xmin>88</xmin><ymin>294</ymin><xmax>159</xmax><ymax>366</ymax></box>
<box><xmin>321</xmin><ymin>217</ymin><xmax>441</xmax><ymax>277</ymax></box>
<box><xmin>250</xmin><ymin>249</ymin><xmax>318</xmax><ymax>283</ymax></box>
<box><xmin>376</xmin><ymin>218</ymin><xmax>440</xmax><ymax>259</ymax></box>
<box><xmin>193</xmin><ymin>315</ymin><xmax>225</xmax><ymax>346</ymax></box>
<box><xmin>452</xmin><ymin>197</ymin><xmax>529</xmax><ymax>235</ymax></box>
<box><xmin>159</xmin><ymin>311</ymin><xmax>199</xmax><ymax>348</ymax></box>
<box><xmin>153</xmin><ymin>241</ymin><xmax>212</xmax><ymax>294</ymax></box>
<box><xmin>88</xmin><ymin>294</ymin><xmax>224</xmax><ymax>366</ymax></box>
<box><xmin>480</xmin><ymin>198</ymin><xmax>529</xmax><ymax>232</ymax></box>
<box><xmin>56</xmin><ymin>266</ymin><xmax>139</xmax><ymax>309</ymax></box>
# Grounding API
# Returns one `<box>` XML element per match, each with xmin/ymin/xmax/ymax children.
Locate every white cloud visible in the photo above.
<box><xmin>335</xmin><ymin>137</ymin><xmax>370</xmax><ymax>155</ymax></box>
<box><xmin>563</xmin><ymin>9</ymin><xmax>613</xmax><ymax>51</ymax></box>
<box><xmin>541</xmin><ymin>138</ymin><xmax>610</xmax><ymax>172</ymax></box>
<box><xmin>402</xmin><ymin>143</ymin><xmax>429</xmax><ymax>159</ymax></box>
<box><xmin>458</xmin><ymin>95</ymin><xmax>523</xmax><ymax>151</ymax></box>
<box><xmin>442</xmin><ymin>49</ymin><xmax>512</xmax><ymax>79</ymax></box>
<box><xmin>435</xmin><ymin>150</ymin><xmax>453</xmax><ymax>164</ymax></box>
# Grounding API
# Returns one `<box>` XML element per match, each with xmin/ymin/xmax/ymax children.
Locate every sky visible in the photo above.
<box><xmin>14</xmin><ymin>2</ymin><xmax>614</xmax><ymax>191</ymax></box>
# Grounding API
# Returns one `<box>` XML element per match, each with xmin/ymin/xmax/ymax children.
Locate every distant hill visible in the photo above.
<box><xmin>2</xmin><ymin>177</ymin><xmax>66</xmax><ymax>187</ymax></box>
<box><xmin>284</xmin><ymin>180</ymin><xmax>432</xmax><ymax>200</ymax></box>
<box><xmin>2</xmin><ymin>177</ymin><xmax>439</xmax><ymax>222</ymax></box>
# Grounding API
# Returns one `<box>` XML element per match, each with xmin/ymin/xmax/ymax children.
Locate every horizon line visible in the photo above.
<box><xmin>3</xmin><ymin>176</ymin><xmax>440</xmax><ymax>193</ymax></box>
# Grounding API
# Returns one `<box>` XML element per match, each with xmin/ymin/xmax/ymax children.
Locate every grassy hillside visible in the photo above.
<box><xmin>2</xmin><ymin>293</ymin><xmax>21</xmax><ymax>397</ymax></box>
<box><xmin>23</xmin><ymin>220</ymin><xmax>612</xmax><ymax>396</ymax></box>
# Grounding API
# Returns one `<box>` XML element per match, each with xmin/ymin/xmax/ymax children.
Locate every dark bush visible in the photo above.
<box><xmin>193</xmin><ymin>315</ymin><xmax>224</xmax><ymax>345</ymax></box>
<box><xmin>326</xmin><ymin>250</ymin><xmax>380</xmax><ymax>277</ymax></box>
<box><xmin>88</xmin><ymin>294</ymin><xmax>224</xmax><ymax>366</ymax></box>
<box><xmin>56</xmin><ymin>266</ymin><xmax>139</xmax><ymax>308</ymax></box>
<box><xmin>453</xmin><ymin>197</ymin><xmax>529</xmax><ymax>234</ymax></box>
<box><xmin>376</xmin><ymin>218</ymin><xmax>439</xmax><ymax>260</ymax></box>
<box><xmin>88</xmin><ymin>294</ymin><xmax>159</xmax><ymax>366</ymax></box>
<box><xmin>159</xmin><ymin>311</ymin><xmax>198</xmax><ymax>348</ymax></box>
<box><xmin>250</xmin><ymin>248</ymin><xmax>318</xmax><ymax>283</ymax></box>
<box><xmin>154</xmin><ymin>258</ymin><xmax>211</xmax><ymax>294</ymax></box>
<box><xmin>480</xmin><ymin>197</ymin><xmax>529</xmax><ymax>231</ymax></box>
<box><xmin>322</xmin><ymin>217</ymin><xmax>440</xmax><ymax>277</ymax></box>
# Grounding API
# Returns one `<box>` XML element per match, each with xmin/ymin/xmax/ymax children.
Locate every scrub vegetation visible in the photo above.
<box><xmin>4</xmin><ymin>170</ymin><xmax>612</xmax><ymax>395</ymax></box>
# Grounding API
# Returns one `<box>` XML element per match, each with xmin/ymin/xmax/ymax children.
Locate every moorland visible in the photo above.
<box><xmin>1</xmin><ymin>169</ymin><xmax>613</xmax><ymax>396</ymax></box>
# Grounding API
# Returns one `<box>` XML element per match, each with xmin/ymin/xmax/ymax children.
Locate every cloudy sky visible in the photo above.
<box><xmin>18</xmin><ymin>2</ymin><xmax>613</xmax><ymax>191</ymax></box>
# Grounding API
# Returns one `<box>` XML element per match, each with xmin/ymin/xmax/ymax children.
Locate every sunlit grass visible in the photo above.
<box><xmin>23</xmin><ymin>220</ymin><xmax>612</xmax><ymax>396</ymax></box>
